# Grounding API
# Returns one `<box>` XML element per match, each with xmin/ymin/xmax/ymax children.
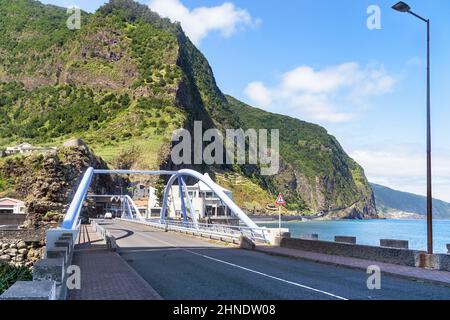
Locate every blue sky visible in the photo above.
<box><xmin>42</xmin><ymin>0</ymin><xmax>450</xmax><ymax>201</ymax></box>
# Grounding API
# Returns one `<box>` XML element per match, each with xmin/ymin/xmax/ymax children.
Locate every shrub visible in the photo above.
<box><xmin>0</xmin><ymin>262</ymin><xmax>32</xmax><ymax>295</ymax></box>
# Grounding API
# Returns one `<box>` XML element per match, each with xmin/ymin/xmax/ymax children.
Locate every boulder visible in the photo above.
<box><xmin>17</xmin><ymin>241</ymin><xmax>27</xmax><ymax>249</ymax></box>
<box><xmin>18</xmin><ymin>248</ymin><xmax>28</xmax><ymax>255</ymax></box>
<box><xmin>0</xmin><ymin>254</ymin><xmax>11</xmax><ymax>261</ymax></box>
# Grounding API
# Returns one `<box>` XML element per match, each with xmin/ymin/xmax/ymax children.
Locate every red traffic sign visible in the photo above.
<box><xmin>275</xmin><ymin>193</ymin><xmax>286</xmax><ymax>206</ymax></box>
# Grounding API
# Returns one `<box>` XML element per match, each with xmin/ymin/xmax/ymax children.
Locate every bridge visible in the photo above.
<box><xmin>2</xmin><ymin>167</ymin><xmax>450</xmax><ymax>300</ymax></box>
<box><xmin>58</xmin><ymin>167</ymin><xmax>273</xmax><ymax>245</ymax></box>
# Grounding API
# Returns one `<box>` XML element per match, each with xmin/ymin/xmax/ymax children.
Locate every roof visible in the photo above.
<box><xmin>0</xmin><ymin>198</ymin><xmax>25</xmax><ymax>206</ymax></box>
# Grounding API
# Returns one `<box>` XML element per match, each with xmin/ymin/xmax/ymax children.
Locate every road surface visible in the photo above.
<box><xmin>101</xmin><ymin>219</ymin><xmax>450</xmax><ymax>300</ymax></box>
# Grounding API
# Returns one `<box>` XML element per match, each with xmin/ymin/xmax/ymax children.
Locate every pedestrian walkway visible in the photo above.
<box><xmin>256</xmin><ymin>245</ymin><xmax>450</xmax><ymax>287</ymax></box>
<box><xmin>68</xmin><ymin>224</ymin><xmax>162</xmax><ymax>300</ymax></box>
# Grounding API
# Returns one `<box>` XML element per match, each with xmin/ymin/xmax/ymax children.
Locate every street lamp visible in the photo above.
<box><xmin>392</xmin><ymin>2</ymin><xmax>433</xmax><ymax>254</ymax></box>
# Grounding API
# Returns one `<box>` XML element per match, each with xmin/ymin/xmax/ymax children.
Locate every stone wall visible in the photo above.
<box><xmin>0</xmin><ymin>229</ymin><xmax>46</xmax><ymax>267</ymax></box>
<box><xmin>0</xmin><ymin>240</ymin><xmax>44</xmax><ymax>267</ymax></box>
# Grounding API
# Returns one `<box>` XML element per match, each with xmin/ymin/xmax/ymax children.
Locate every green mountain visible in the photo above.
<box><xmin>0</xmin><ymin>0</ymin><xmax>377</xmax><ymax>218</ymax></box>
<box><xmin>371</xmin><ymin>183</ymin><xmax>450</xmax><ymax>219</ymax></box>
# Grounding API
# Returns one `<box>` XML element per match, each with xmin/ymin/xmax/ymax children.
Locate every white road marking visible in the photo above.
<box><xmin>118</xmin><ymin>222</ymin><xmax>349</xmax><ymax>301</ymax></box>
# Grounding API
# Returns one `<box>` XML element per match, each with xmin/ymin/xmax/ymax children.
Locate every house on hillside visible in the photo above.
<box><xmin>5</xmin><ymin>142</ymin><xmax>57</xmax><ymax>156</ymax></box>
<box><xmin>4</xmin><ymin>142</ymin><xmax>56</xmax><ymax>156</ymax></box>
<box><xmin>0</xmin><ymin>198</ymin><xmax>26</xmax><ymax>215</ymax></box>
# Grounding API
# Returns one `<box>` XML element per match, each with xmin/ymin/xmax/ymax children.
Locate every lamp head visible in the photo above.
<box><xmin>392</xmin><ymin>1</ymin><xmax>411</xmax><ymax>13</ymax></box>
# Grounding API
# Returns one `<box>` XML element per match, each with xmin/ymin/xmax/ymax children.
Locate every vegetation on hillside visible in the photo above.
<box><xmin>371</xmin><ymin>183</ymin><xmax>450</xmax><ymax>219</ymax></box>
<box><xmin>226</xmin><ymin>96</ymin><xmax>375</xmax><ymax>216</ymax></box>
<box><xmin>0</xmin><ymin>0</ymin><xmax>377</xmax><ymax>218</ymax></box>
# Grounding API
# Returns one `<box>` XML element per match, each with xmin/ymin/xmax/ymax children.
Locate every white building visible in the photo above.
<box><xmin>5</xmin><ymin>143</ymin><xmax>56</xmax><ymax>156</ymax></box>
<box><xmin>148</xmin><ymin>175</ymin><xmax>235</xmax><ymax>222</ymax></box>
<box><xmin>0</xmin><ymin>198</ymin><xmax>26</xmax><ymax>214</ymax></box>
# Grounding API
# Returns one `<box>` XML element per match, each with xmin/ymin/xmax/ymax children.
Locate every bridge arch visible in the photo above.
<box><xmin>61</xmin><ymin>168</ymin><xmax>259</xmax><ymax>231</ymax></box>
<box><xmin>161</xmin><ymin>169</ymin><xmax>258</xmax><ymax>229</ymax></box>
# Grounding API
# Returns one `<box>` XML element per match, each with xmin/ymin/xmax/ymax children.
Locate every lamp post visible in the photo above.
<box><xmin>392</xmin><ymin>2</ymin><xmax>433</xmax><ymax>254</ymax></box>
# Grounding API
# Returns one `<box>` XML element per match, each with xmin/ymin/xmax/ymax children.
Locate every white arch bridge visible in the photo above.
<box><xmin>59</xmin><ymin>168</ymin><xmax>271</xmax><ymax>244</ymax></box>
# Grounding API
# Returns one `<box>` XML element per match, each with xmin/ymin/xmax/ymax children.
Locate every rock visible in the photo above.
<box><xmin>2</xmin><ymin>243</ymin><xmax>9</xmax><ymax>250</ymax></box>
<box><xmin>9</xmin><ymin>243</ymin><xmax>17</xmax><ymax>249</ymax></box>
<box><xmin>0</xmin><ymin>254</ymin><xmax>11</xmax><ymax>261</ymax></box>
<box><xmin>7</xmin><ymin>248</ymin><xmax>18</xmax><ymax>256</ymax></box>
<box><xmin>18</xmin><ymin>249</ymin><xmax>27</xmax><ymax>255</ymax></box>
<box><xmin>17</xmin><ymin>241</ymin><xmax>26</xmax><ymax>249</ymax></box>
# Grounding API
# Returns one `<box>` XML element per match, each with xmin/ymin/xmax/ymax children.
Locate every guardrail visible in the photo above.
<box><xmin>118</xmin><ymin>217</ymin><xmax>271</xmax><ymax>244</ymax></box>
<box><xmin>91</xmin><ymin>220</ymin><xmax>117</xmax><ymax>251</ymax></box>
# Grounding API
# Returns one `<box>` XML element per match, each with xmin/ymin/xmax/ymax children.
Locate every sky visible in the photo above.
<box><xmin>41</xmin><ymin>0</ymin><xmax>450</xmax><ymax>202</ymax></box>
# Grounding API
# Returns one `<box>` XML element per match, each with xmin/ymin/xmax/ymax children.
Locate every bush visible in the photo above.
<box><xmin>0</xmin><ymin>262</ymin><xmax>32</xmax><ymax>295</ymax></box>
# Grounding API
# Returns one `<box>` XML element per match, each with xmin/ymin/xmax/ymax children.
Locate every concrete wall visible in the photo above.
<box><xmin>280</xmin><ymin>237</ymin><xmax>421</xmax><ymax>267</ymax></box>
<box><xmin>0</xmin><ymin>214</ymin><xmax>26</xmax><ymax>226</ymax></box>
<box><xmin>280</xmin><ymin>237</ymin><xmax>450</xmax><ymax>272</ymax></box>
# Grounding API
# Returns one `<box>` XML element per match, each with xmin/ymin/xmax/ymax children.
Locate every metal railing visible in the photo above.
<box><xmin>121</xmin><ymin>217</ymin><xmax>270</xmax><ymax>243</ymax></box>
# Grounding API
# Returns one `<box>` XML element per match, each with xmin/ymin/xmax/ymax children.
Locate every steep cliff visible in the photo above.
<box><xmin>0</xmin><ymin>145</ymin><xmax>121</xmax><ymax>227</ymax></box>
<box><xmin>0</xmin><ymin>0</ymin><xmax>378</xmax><ymax>218</ymax></box>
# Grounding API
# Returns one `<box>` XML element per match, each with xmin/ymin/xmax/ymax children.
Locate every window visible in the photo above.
<box><xmin>206</xmin><ymin>206</ymin><xmax>214</xmax><ymax>216</ymax></box>
<box><xmin>205</xmin><ymin>192</ymin><xmax>213</xmax><ymax>199</ymax></box>
<box><xmin>217</xmin><ymin>206</ymin><xmax>225</xmax><ymax>216</ymax></box>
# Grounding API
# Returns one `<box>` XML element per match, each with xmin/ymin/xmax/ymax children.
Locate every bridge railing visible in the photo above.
<box><xmin>123</xmin><ymin>217</ymin><xmax>270</xmax><ymax>243</ymax></box>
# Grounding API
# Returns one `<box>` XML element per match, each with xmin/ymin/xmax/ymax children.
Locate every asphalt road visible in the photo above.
<box><xmin>101</xmin><ymin>219</ymin><xmax>450</xmax><ymax>300</ymax></box>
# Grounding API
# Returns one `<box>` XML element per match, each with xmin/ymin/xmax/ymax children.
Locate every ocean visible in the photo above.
<box><xmin>259</xmin><ymin>219</ymin><xmax>450</xmax><ymax>253</ymax></box>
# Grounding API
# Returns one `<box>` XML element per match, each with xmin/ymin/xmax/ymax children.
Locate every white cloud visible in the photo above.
<box><xmin>244</xmin><ymin>81</ymin><xmax>271</xmax><ymax>107</ymax></box>
<box><xmin>406</xmin><ymin>56</ymin><xmax>424</xmax><ymax>67</ymax></box>
<box><xmin>148</xmin><ymin>0</ymin><xmax>259</xmax><ymax>45</ymax></box>
<box><xmin>244</xmin><ymin>62</ymin><xmax>396</xmax><ymax>123</ymax></box>
<box><xmin>351</xmin><ymin>149</ymin><xmax>450</xmax><ymax>202</ymax></box>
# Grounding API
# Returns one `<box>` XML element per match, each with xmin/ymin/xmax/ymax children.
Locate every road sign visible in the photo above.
<box><xmin>275</xmin><ymin>193</ymin><xmax>286</xmax><ymax>206</ymax></box>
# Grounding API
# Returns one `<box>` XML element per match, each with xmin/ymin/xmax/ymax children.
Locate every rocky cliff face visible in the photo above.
<box><xmin>0</xmin><ymin>146</ymin><xmax>120</xmax><ymax>227</ymax></box>
<box><xmin>0</xmin><ymin>0</ymin><xmax>378</xmax><ymax>219</ymax></box>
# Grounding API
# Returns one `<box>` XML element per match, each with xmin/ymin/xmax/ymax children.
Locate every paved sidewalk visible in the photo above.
<box><xmin>68</xmin><ymin>225</ymin><xmax>162</xmax><ymax>300</ymax></box>
<box><xmin>256</xmin><ymin>245</ymin><xmax>450</xmax><ymax>287</ymax></box>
